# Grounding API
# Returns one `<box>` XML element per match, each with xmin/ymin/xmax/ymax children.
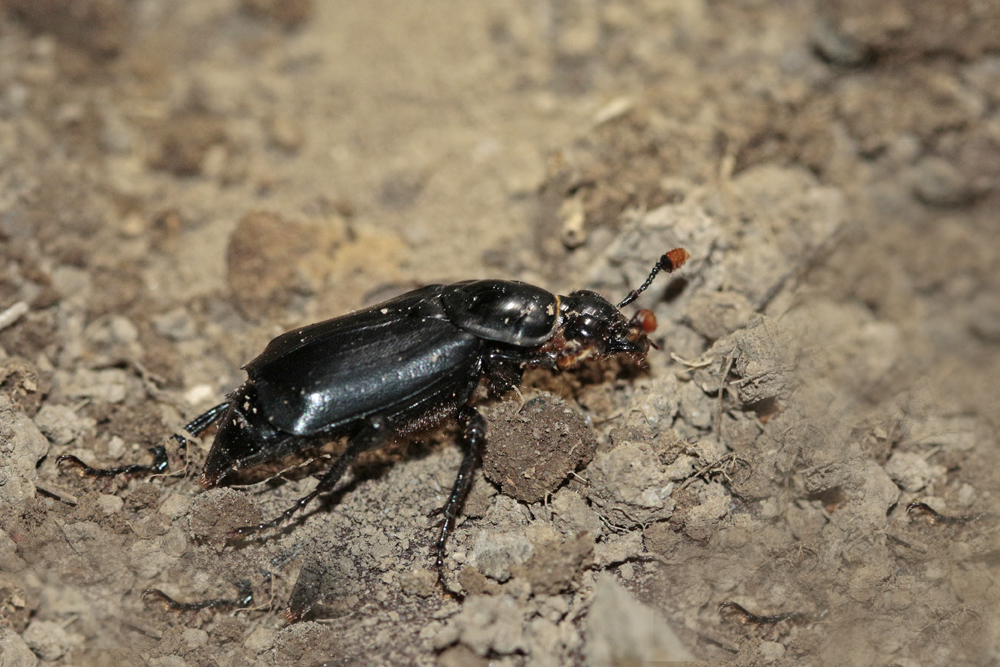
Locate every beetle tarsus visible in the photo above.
<box><xmin>233</xmin><ymin>417</ymin><xmax>393</xmax><ymax>537</ymax></box>
<box><xmin>57</xmin><ymin>402</ymin><xmax>229</xmax><ymax>482</ymax></box>
<box><xmin>719</xmin><ymin>601</ymin><xmax>813</xmax><ymax>627</ymax></box>
<box><xmin>143</xmin><ymin>579</ymin><xmax>254</xmax><ymax>612</ymax></box>
<box><xmin>434</xmin><ymin>406</ymin><xmax>486</xmax><ymax>596</ymax></box>
<box><xmin>906</xmin><ymin>501</ymin><xmax>990</xmax><ymax>525</ymax></box>
<box><xmin>57</xmin><ymin>445</ymin><xmax>169</xmax><ymax>479</ymax></box>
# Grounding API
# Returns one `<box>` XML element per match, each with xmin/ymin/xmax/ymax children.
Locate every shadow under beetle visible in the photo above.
<box><xmin>60</xmin><ymin>247</ymin><xmax>689</xmax><ymax>619</ymax></box>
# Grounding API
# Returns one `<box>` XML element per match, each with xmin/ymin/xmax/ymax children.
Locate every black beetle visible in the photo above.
<box><xmin>60</xmin><ymin>247</ymin><xmax>688</xmax><ymax>618</ymax></box>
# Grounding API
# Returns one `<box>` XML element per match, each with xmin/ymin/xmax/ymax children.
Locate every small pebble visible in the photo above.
<box><xmin>0</xmin><ymin>301</ymin><xmax>28</xmax><ymax>331</ymax></box>
<box><xmin>243</xmin><ymin>626</ymin><xmax>276</xmax><ymax>652</ymax></box>
<box><xmin>759</xmin><ymin>640</ymin><xmax>786</xmax><ymax>663</ymax></box>
<box><xmin>969</xmin><ymin>292</ymin><xmax>1000</xmax><ymax>342</ymax></box>
<box><xmin>182</xmin><ymin>628</ymin><xmax>208</xmax><ymax>648</ymax></box>
<box><xmin>97</xmin><ymin>494</ymin><xmax>124</xmax><ymax>516</ymax></box>
<box><xmin>158</xmin><ymin>494</ymin><xmax>190</xmax><ymax>518</ymax></box>
<box><xmin>912</xmin><ymin>157</ymin><xmax>972</xmax><ymax>206</ymax></box>
<box><xmin>809</xmin><ymin>17</ymin><xmax>869</xmax><ymax>66</ymax></box>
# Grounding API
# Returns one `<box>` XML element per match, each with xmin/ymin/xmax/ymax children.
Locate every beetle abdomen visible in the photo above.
<box><xmin>201</xmin><ymin>383</ymin><xmax>310</xmax><ymax>487</ymax></box>
<box><xmin>249</xmin><ymin>318</ymin><xmax>484</xmax><ymax>436</ymax></box>
<box><xmin>245</xmin><ymin>286</ymin><xmax>447</xmax><ymax>370</ymax></box>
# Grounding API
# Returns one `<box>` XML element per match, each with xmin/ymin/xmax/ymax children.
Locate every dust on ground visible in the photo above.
<box><xmin>1</xmin><ymin>1</ymin><xmax>998</xmax><ymax>666</ymax></box>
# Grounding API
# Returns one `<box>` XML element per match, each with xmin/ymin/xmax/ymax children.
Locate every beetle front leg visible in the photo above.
<box><xmin>434</xmin><ymin>405</ymin><xmax>486</xmax><ymax>590</ymax></box>
<box><xmin>234</xmin><ymin>416</ymin><xmax>392</xmax><ymax>537</ymax></box>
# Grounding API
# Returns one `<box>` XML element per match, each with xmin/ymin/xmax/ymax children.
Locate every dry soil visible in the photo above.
<box><xmin>1</xmin><ymin>1</ymin><xmax>999</xmax><ymax>666</ymax></box>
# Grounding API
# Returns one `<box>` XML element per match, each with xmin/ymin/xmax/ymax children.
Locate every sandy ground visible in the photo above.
<box><xmin>1</xmin><ymin>1</ymin><xmax>999</xmax><ymax>666</ymax></box>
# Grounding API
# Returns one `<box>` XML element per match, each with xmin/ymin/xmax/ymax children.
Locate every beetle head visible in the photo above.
<box><xmin>546</xmin><ymin>247</ymin><xmax>689</xmax><ymax>369</ymax></box>
<box><xmin>550</xmin><ymin>290</ymin><xmax>654</xmax><ymax>368</ymax></box>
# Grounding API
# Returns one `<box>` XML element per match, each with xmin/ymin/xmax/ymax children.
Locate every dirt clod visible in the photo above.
<box><xmin>188</xmin><ymin>488</ymin><xmax>262</xmax><ymax>548</ymax></box>
<box><xmin>0</xmin><ymin>627</ymin><xmax>38</xmax><ymax>667</ymax></box>
<box><xmin>549</xmin><ymin>488</ymin><xmax>603</xmax><ymax>538</ymax></box>
<box><xmin>148</xmin><ymin>112</ymin><xmax>227</xmax><ymax>177</ymax></box>
<box><xmin>0</xmin><ymin>395</ymin><xmax>50</xmax><ymax>527</ymax></box>
<box><xmin>398</xmin><ymin>568</ymin><xmax>437</xmax><ymax>598</ymax></box>
<box><xmin>33</xmin><ymin>404</ymin><xmax>95</xmax><ymax>445</ymax></box>
<box><xmin>586</xmin><ymin>441</ymin><xmax>675</xmax><ymax>529</ymax></box>
<box><xmin>482</xmin><ymin>394</ymin><xmax>597</xmax><ymax>503</ymax></box>
<box><xmin>520</xmin><ymin>531</ymin><xmax>593</xmax><ymax>595</ymax></box>
<box><xmin>0</xmin><ymin>357</ymin><xmax>48</xmax><ymax>417</ymax></box>
<box><xmin>458</xmin><ymin>565</ymin><xmax>501</xmax><ymax>597</ymax></box>
<box><xmin>584</xmin><ymin>574</ymin><xmax>692</xmax><ymax>665</ymax></box>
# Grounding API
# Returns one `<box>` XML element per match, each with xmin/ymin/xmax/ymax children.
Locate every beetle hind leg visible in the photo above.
<box><xmin>233</xmin><ymin>416</ymin><xmax>393</xmax><ymax>537</ymax></box>
<box><xmin>143</xmin><ymin>578</ymin><xmax>255</xmax><ymax>613</ymax></box>
<box><xmin>434</xmin><ymin>406</ymin><xmax>487</xmax><ymax>593</ymax></box>
<box><xmin>57</xmin><ymin>402</ymin><xmax>229</xmax><ymax>481</ymax></box>
<box><xmin>172</xmin><ymin>401</ymin><xmax>231</xmax><ymax>450</ymax></box>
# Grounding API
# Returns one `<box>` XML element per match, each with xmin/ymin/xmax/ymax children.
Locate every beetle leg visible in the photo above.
<box><xmin>234</xmin><ymin>416</ymin><xmax>392</xmax><ymax>537</ymax></box>
<box><xmin>56</xmin><ymin>445</ymin><xmax>170</xmax><ymax>480</ymax></box>
<box><xmin>172</xmin><ymin>401</ymin><xmax>231</xmax><ymax>450</ymax></box>
<box><xmin>58</xmin><ymin>402</ymin><xmax>230</xmax><ymax>481</ymax></box>
<box><xmin>143</xmin><ymin>578</ymin><xmax>255</xmax><ymax>613</ymax></box>
<box><xmin>483</xmin><ymin>351</ymin><xmax>525</xmax><ymax>397</ymax></box>
<box><xmin>434</xmin><ymin>406</ymin><xmax>486</xmax><ymax>590</ymax></box>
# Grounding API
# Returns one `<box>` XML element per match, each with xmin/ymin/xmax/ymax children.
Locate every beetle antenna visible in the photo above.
<box><xmin>617</xmin><ymin>247</ymin><xmax>690</xmax><ymax>309</ymax></box>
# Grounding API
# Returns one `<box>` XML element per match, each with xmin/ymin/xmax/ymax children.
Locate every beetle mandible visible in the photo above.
<box><xmin>60</xmin><ymin>247</ymin><xmax>689</xmax><ymax>615</ymax></box>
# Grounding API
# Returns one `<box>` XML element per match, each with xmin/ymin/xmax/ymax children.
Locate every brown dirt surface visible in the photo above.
<box><xmin>1</xmin><ymin>2</ymin><xmax>998</xmax><ymax>666</ymax></box>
